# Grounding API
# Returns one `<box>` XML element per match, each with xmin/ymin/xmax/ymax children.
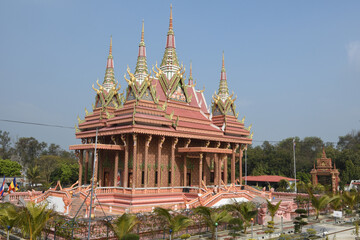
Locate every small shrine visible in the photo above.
<box><xmin>310</xmin><ymin>148</ymin><xmax>340</xmax><ymax>193</ymax></box>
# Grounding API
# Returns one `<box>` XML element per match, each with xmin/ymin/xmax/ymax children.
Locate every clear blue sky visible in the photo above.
<box><xmin>1</xmin><ymin>1</ymin><xmax>360</xmax><ymax>150</ymax></box>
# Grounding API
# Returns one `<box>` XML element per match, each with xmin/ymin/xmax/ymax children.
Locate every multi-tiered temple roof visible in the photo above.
<box><xmin>75</xmin><ymin>6</ymin><xmax>252</xmax><ymax>144</ymax></box>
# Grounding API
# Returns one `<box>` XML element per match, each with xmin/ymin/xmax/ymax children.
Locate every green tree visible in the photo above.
<box><xmin>343</xmin><ymin>191</ymin><xmax>357</xmax><ymax>214</ymax></box>
<box><xmin>26</xmin><ymin>165</ymin><xmax>41</xmax><ymax>188</ymax></box>
<box><xmin>194</xmin><ymin>206</ymin><xmax>231</xmax><ymax>240</ymax></box>
<box><xmin>110</xmin><ymin>213</ymin><xmax>139</xmax><ymax>240</ymax></box>
<box><xmin>0</xmin><ymin>159</ymin><xmax>22</xmax><ymax>176</ymax></box>
<box><xmin>266</xmin><ymin>199</ymin><xmax>282</xmax><ymax>221</ymax></box>
<box><xmin>17</xmin><ymin>202</ymin><xmax>54</xmax><ymax>240</ymax></box>
<box><xmin>233</xmin><ymin>202</ymin><xmax>257</xmax><ymax>234</ymax></box>
<box><xmin>50</xmin><ymin>162</ymin><xmax>79</xmax><ymax>186</ymax></box>
<box><xmin>15</xmin><ymin>137</ymin><xmax>47</xmax><ymax>167</ymax></box>
<box><xmin>309</xmin><ymin>192</ymin><xmax>336</xmax><ymax>220</ymax></box>
<box><xmin>0</xmin><ymin>130</ymin><xmax>12</xmax><ymax>160</ymax></box>
<box><xmin>0</xmin><ymin>203</ymin><xmax>18</xmax><ymax>240</ymax></box>
<box><xmin>154</xmin><ymin>207</ymin><xmax>192</xmax><ymax>239</ymax></box>
<box><xmin>36</xmin><ymin>155</ymin><xmax>60</xmax><ymax>185</ymax></box>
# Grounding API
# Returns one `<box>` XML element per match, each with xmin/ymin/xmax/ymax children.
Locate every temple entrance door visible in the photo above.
<box><xmin>104</xmin><ymin>171</ymin><xmax>110</xmax><ymax>187</ymax></box>
<box><xmin>187</xmin><ymin>172</ymin><xmax>191</xmax><ymax>186</ymax></box>
<box><xmin>128</xmin><ymin>172</ymin><xmax>133</xmax><ymax>188</ymax></box>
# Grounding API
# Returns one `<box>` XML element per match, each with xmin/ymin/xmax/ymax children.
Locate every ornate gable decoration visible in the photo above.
<box><xmin>124</xmin><ymin>67</ymin><xmax>159</xmax><ymax>104</ymax></box>
<box><xmin>92</xmin><ymin>80</ymin><xmax>123</xmax><ymax>109</ymax></box>
<box><xmin>211</xmin><ymin>92</ymin><xmax>237</xmax><ymax>116</ymax></box>
<box><xmin>153</xmin><ymin>63</ymin><xmax>191</xmax><ymax>103</ymax></box>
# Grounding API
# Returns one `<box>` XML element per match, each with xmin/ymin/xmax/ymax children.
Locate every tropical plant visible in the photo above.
<box><xmin>0</xmin><ymin>203</ymin><xmax>18</xmax><ymax>240</ymax></box>
<box><xmin>229</xmin><ymin>201</ymin><xmax>258</xmax><ymax>234</ymax></box>
<box><xmin>329</xmin><ymin>194</ymin><xmax>342</xmax><ymax>211</ymax></box>
<box><xmin>228</xmin><ymin>217</ymin><xmax>243</xmax><ymax>239</ymax></box>
<box><xmin>266</xmin><ymin>199</ymin><xmax>282</xmax><ymax>221</ymax></box>
<box><xmin>154</xmin><ymin>207</ymin><xmax>192</xmax><ymax>239</ymax></box>
<box><xmin>17</xmin><ymin>202</ymin><xmax>54</xmax><ymax>240</ymax></box>
<box><xmin>194</xmin><ymin>206</ymin><xmax>231</xmax><ymax>240</ymax></box>
<box><xmin>309</xmin><ymin>192</ymin><xmax>336</xmax><ymax>220</ymax></box>
<box><xmin>343</xmin><ymin>191</ymin><xmax>357</xmax><ymax>214</ymax></box>
<box><xmin>109</xmin><ymin>213</ymin><xmax>139</xmax><ymax>240</ymax></box>
<box><xmin>26</xmin><ymin>165</ymin><xmax>42</xmax><ymax>188</ymax></box>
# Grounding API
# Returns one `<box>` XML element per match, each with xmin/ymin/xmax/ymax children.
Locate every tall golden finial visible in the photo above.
<box><xmin>169</xmin><ymin>4</ymin><xmax>173</xmax><ymax>30</ymax></box>
<box><xmin>222</xmin><ymin>51</ymin><xmax>225</xmax><ymax>69</ymax></box>
<box><xmin>141</xmin><ymin>20</ymin><xmax>144</xmax><ymax>42</ymax></box>
<box><xmin>109</xmin><ymin>35</ymin><xmax>113</xmax><ymax>55</ymax></box>
<box><xmin>190</xmin><ymin>61</ymin><xmax>192</xmax><ymax>77</ymax></box>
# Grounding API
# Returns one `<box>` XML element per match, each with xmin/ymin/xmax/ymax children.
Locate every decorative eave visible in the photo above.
<box><xmin>178</xmin><ymin>147</ymin><xmax>232</xmax><ymax>154</ymax></box>
<box><xmin>69</xmin><ymin>143</ymin><xmax>124</xmax><ymax>151</ymax></box>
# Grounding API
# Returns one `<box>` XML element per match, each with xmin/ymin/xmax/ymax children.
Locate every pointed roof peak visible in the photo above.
<box><xmin>103</xmin><ymin>37</ymin><xmax>115</xmax><ymax>90</ymax></box>
<box><xmin>221</xmin><ymin>51</ymin><xmax>226</xmax><ymax>73</ymax></box>
<box><xmin>169</xmin><ymin>4</ymin><xmax>173</xmax><ymax>31</ymax></box>
<box><xmin>134</xmin><ymin>20</ymin><xmax>148</xmax><ymax>83</ymax></box>
<box><xmin>109</xmin><ymin>35</ymin><xmax>112</xmax><ymax>56</ymax></box>
<box><xmin>188</xmin><ymin>61</ymin><xmax>194</xmax><ymax>85</ymax></box>
<box><xmin>141</xmin><ymin>20</ymin><xmax>145</xmax><ymax>43</ymax></box>
<box><xmin>218</xmin><ymin>52</ymin><xmax>229</xmax><ymax>101</ymax></box>
<box><xmin>322</xmin><ymin>147</ymin><xmax>326</xmax><ymax>158</ymax></box>
<box><xmin>160</xmin><ymin>4</ymin><xmax>180</xmax><ymax>73</ymax></box>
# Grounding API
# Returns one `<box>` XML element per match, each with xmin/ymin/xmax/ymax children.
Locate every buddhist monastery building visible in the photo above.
<box><xmin>69</xmin><ymin>6</ymin><xmax>261</xmax><ymax>214</ymax></box>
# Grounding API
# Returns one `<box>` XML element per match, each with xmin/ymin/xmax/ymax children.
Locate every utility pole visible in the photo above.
<box><xmin>293</xmin><ymin>138</ymin><xmax>297</xmax><ymax>193</ymax></box>
<box><xmin>87</xmin><ymin>128</ymin><xmax>99</xmax><ymax>240</ymax></box>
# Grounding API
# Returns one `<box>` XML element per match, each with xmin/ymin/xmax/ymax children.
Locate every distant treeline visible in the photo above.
<box><xmin>0</xmin><ymin>130</ymin><xmax>78</xmax><ymax>189</ymax></box>
<box><xmin>0</xmin><ymin>130</ymin><xmax>359</xmax><ymax>189</ymax></box>
<box><xmin>245</xmin><ymin>130</ymin><xmax>360</xmax><ymax>188</ymax></box>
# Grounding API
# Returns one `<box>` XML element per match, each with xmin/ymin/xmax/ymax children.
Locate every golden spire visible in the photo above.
<box><xmin>222</xmin><ymin>51</ymin><xmax>225</xmax><ymax>70</ymax></box>
<box><xmin>169</xmin><ymin>4</ymin><xmax>173</xmax><ymax>30</ymax></box>
<box><xmin>190</xmin><ymin>61</ymin><xmax>192</xmax><ymax>77</ymax></box>
<box><xmin>141</xmin><ymin>20</ymin><xmax>144</xmax><ymax>42</ymax></box>
<box><xmin>109</xmin><ymin>35</ymin><xmax>113</xmax><ymax>56</ymax></box>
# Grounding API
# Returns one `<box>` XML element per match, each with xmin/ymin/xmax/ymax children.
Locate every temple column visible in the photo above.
<box><xmin>122</xmin><ymin>134</ymin><xmax>129</xmax><ymax>188</ymax></box>
<box><xmin>199</xmin><ymin>154</ymin><xmax>203</xmax><ymax>192</ymax></box>
<box><xmin>231</xmin><ymin>144</ymin><xmax>237</xmax><ymax>184</ymax></box>
<box><xmin>171</xmin><ymin>138</ymin><xmax>178</xmax><ymax>188</ymax></box>
<box><xmin>132</xmin><ymin>134</ymin><xmax>137</xmax><ymax>189</ymax></box>
<box><xmin>214</xmin><ymin>153</ymin><xmax>218</xmax><ymax>186</ymax></box>
<box><xmin>98</xmin><ymin>150</ymin><xmax>103</xmax><ymax>187</ymax></box>
<box><xmin>224</xmin><ymin>154</ymin><xmax>228</xmax><ymax>185</ymax></box>
<box><xmin>114</xmin><ymin>151</ymin><xmax>119</xmax><ymax>187</ymax></box>
<box><xmin>239</xmin><ymin>147</ymin><xmax>244</xmax><ymax>185</ymax></box>
<box><xmin>183</xmin><ymin>154</ymin><xmax>187</xmax><ymax>187</ymax></box>
<box><xmin>157</xmin><ymin>136</ymin><xmax>165</xmax><ymax>188</ymax></box>
<box><xmin>94</xmin><ymin>150</ymin><xmax>99</xmax><ymax>185</ymax></box>
<box><xmin>144</xmin><ymin>135</ymin><xmax>152</xmax><ymax>188</ymax></box>
<box><xmin>218</xmin><ymin>155</ymin><xmax>222</xmax><ymax>186</ymax></box>
<box><xmin>77</xmin><ymin>150</ymin><xmax>83</xmax><ymax>187</ymax></box>
<box><xmin>84</xmin><ymin>150</ymin><xmax>89</xmax><ymax>184</ymax></box>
